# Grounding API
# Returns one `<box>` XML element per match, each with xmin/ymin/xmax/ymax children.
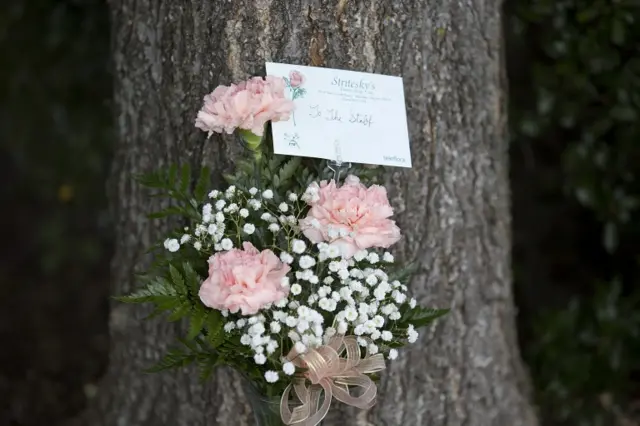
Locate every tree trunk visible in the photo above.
<box><xmin>83</xmin><ymin>0</ymin><xmax>538</xmax><ymax>425</ymax></box>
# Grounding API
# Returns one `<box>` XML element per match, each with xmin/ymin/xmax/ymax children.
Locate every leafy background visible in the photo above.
<box><xmin>1</xmin><ymin>0</ymin><xmax>638</xmax><ymax>425</ymax></box>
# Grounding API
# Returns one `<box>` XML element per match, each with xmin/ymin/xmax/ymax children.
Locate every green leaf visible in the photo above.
<box><xmin>116</xmin><ymin>276</ymin><xmax>179</xmax><ymax>305</ymax></box>
<box><xmin>610</xmin><ymin>106</ymin><xmax>637</xmax><ymax>122</ymax></box>
<box><xmin>197</xmin><ymin>354</ymin><xmax>219</xmax><ymax>383</ymax></box>
<box><xmin>168</xmin><ymin>302</ymin><xmax>191</xmax><ymax>321</ymax></box>
<box><xmin>404</xmin><ymin>307</ymin><xmax>450</xmax><ymax>328</ymax></box>
<box><xmin>205</xmin><ymin>310</ymin><xmax>225</xmax><ymax>347</ymax></box>
<box><xmin>278</xmin><ymin>157</ymin><xmax>302</xmax><ymax>186</ymax></box>
<box><xmin>223</xmin><ymin>173</ymin><xmax>237</xmax><ymax>185</ymax></box>
<box><xmin>145</xmin><ymin>347</ymin><xmax>196</xmax><ymax>373</ymax></box>
<box><xmin>611</xmin><ymin>19</ymin><xmax>625</xmax><ymax>45</ymax></box>
<box><xmin>194</xmin><ymin>166</ymin><xmax>211</xmax><ymax>201</ymax></box>
<box><xmin>168</xmin><ymin>164</ymin><xmax>178</xmax><ymax>187</ymax></box>
<box><xmin>178</xmin><ymin>336</ymin><xmax>200</xmax><ymax>352</ymax></box>
<box><xmin>268</xmin><ymin>155</ymin><xmax>286</xmax><ymax>172</ymax></box>
<box><xmin>147</xmin><ymin>205</ymin><xmax>185</xmax><ymax>219</ymax></box>
<box><xmin>180</xmin><ymin>164</ymin><xmax>191</xmax><ymax>193</ymax></box>
<box><xmin>576</xmin><ymin>7</ymin><xmax>599</xmax><ymax>24</ymax></box>
<box><xmin>182</xmin><ymin>262</ymin><xmax>201</xmax><ymax>295</ymax></box>
<box><xmin>115</xmin><ymin>287</ymin><xmax>156</xmax><ymax>304</ymax></box>
<box><xmin>137</xmin><ymin>170</ymin><xmax>167</xmax><ymax>189</ymax></box>
<box><xmin>169</xmin><ymin>264</ymin><xmax>186</xmax><ymax>293</ymax></box>
<box><xmin>388</xmin><ymin>262</ymin><xmax>420</xmax><ymax>283</ymax></box>
<box><xmin>187</xmin><ymin>310</ymin><xmax>207</xmax><ymax>340</ymax></box>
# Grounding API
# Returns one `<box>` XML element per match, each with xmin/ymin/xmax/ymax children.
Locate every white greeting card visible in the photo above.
<box><xmin>265</xmin><ymin>62</ymin><xmax>412</xmax><ymax>168</ymax></box>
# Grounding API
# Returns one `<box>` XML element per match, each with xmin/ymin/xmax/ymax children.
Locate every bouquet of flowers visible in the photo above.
<box><xmin>119</xmin><ymin>73</ymin><xmax>448</xmax><ymax>426</ymax></box>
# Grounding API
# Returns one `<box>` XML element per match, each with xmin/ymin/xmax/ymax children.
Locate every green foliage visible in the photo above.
<box><xmin>146</xmin><ymin>338</ymin><xmax>223</xmax><ymax>383</ymax></box>
<box><xmin>118</xmin><ymin>259</ymin><xmax>256</xmax><ymax>380</ymax></box>
<box><xmin>117</xmin><ymin>262</ymin><xmax>199</xmax><ymax>318</ymax></box>
<box><xmin>509</xmin><ymin>0</ymin><xmax>640</xmax><ymax>253</ymax></box>
<box><xmin>398</xmin><ymin>306</ymin><xmax>450</xmax><ymax>329</ymax></box>
<box><xmin>508</xmin><ymin>2</ymin><xmax>640</xmax><ymax>423</ymax></box>
<box><xmin>527</xmin><ymin>282</ymin><xmax>640</xmax><ymax>425</ymax></box>
<box><xmin>223</xmin><ymin>149</ymin><xmax>386</xmax><ymax>198</ymax></box>
<box><xmin>388</xmin><ymin>262</ymin><xmax>420</xmax><ymax>283</ymax></box>
<box><xmin>137</xmin><ymin>164</ymin><xmax>210</xmax><ymax>221</ymax></box>
<box><xmin>146</xmin><ymin>344</ymin><xmax>198</xmax><ymax>373</ymax></box>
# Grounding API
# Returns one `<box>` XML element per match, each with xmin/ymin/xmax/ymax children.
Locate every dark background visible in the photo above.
<box><xmin>1</xmin><ymin>0</ymin><xmax>638</xmax><ymax>425</ymax></box>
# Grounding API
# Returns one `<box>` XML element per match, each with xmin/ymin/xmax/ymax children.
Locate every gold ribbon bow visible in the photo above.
<box><xmin>279</xmin><ymin>335</ymin><xmax>386</xmax><ymax>425</ymax></box>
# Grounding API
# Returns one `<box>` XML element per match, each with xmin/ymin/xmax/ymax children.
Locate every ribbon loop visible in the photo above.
<box><xmin>280</xmin><ymin>335</ymin><xmax>386</xmax><ymax>425</ymax></box>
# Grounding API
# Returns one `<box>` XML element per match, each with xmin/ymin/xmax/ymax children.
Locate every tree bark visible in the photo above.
<box><xmin>82</xmin><ymin>0</ymin><xmax>538</xmax><ymax>425</ymax></box>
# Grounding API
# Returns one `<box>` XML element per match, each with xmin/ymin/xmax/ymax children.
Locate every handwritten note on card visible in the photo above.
<box><xmin>265</xmin><ymin>62</ymin><xmax>412</xmax><ymax>168</ymax></box>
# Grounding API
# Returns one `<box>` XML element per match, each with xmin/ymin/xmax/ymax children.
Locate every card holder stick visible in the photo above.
<box><xmin>327</xmin><ymin>140</ymin><xmax>351</xmax><ymax>183</ymax></box>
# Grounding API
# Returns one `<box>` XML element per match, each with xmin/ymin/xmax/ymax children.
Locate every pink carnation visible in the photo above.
<box><xmin>299</xmin><ymin>175</ymin><xmax>401</xmax><ymax>259</ymax></box>
<box><xmin>199</xmin><ymin>242</ymin><xmax>290</xmax><ymax>315</ymax></box>
<box><xmin>195</xmin><ymin>76</ymin><xmax>294</xmax><ymax>137</ymax></box>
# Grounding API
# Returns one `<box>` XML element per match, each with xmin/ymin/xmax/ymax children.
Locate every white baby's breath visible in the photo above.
<box><xmin>299</xmin><ymin>255</ymin><xmax>316</xmax><ymax>269</ymax></box>
<box><xmin>270</xmin><ymin>321</ymin><xmax>281</xmax><ymax>333</ymax></box>
<box><xmin>243</xmin><ymin>223</ymin><xmax>256</xmax><ymax>234</ymax></box>
<box><xmin>283</xmin><ymin>362</ymin><xmax>295</xmax><ymax>375</ymax></box>
<box><xmin>265</xmin><ymin>371</ymin><xmax>279</xmax><ymax>383</ymax></box>
<box><xmin>354</xmin><ymin>250</ymin><xmax>368</xmax><ymax>262</ymax></box>
<box><xmin>221</xmin><ymin>238</ymin><xmax>233</xmax><ymax>251</ymax></box>
<box><xmin>294</xmin><ymin>341</ymin><xmax>307</xmax><ymax>354</ymax></box>
<box><xmin>164</xmin><ymin>238</ymin><xmax>180</xmax><ymax>252</ymax></box>
<box><xmin>292</xmin><ymin>239</ymin><xmax>306</xmax><ymax>254</ymax></box>
<box><xmin>268</xmin><ymin>223</ymin><xmax>281</xmax><ymax>233</ymax></box>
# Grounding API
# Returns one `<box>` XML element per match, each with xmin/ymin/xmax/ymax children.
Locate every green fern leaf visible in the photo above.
<box><xmin>145</xmin><ymin>347</ymin><xmax>196</xmax><ymax>373</ymax></box>
<box><xmin>169</xmin><ymin>264</ymin><xmax>186</xmax><ymax>294</ymax></box>
<box><xmin>180</xmin><ymin>164</ymin><xmax>191</xmax><ymax>193</ymax></box>
<box><xmin>187</xmin><ymin>309</ymin><xmax>206</xmax><ymax>340</ymax></box>
<box><xmin>194</xmin><ymin>166</ymin><xmax>211</xmax><ymax>200</ymax></box>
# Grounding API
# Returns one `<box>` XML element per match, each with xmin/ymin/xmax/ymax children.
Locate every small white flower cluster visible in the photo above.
<box><xmin>161</xmin><ymin>185</ymin><xmax>302</xmax><ymax>254</ymax></box>
<box><xmin>219</xmin><ymin>243</ymin><xmax>419</xmax><ymax>385</ymax></box>
<box><xmin>159</xmin><ymin>183</ymin><xmax>422</xmax><ymax>387</ymax></box>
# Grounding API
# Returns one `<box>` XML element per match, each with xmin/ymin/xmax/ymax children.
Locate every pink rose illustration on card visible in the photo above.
<box><xmin>284</xmin><ymin>70</ymin><xmax>306</xmax><ymax>125</ymax></box>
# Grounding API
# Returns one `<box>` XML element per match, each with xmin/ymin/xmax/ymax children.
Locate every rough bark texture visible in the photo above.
<box><xmin>83</xmin><ymin>0</ymin><xmax>538</xmax><ymax>425</ymax></box>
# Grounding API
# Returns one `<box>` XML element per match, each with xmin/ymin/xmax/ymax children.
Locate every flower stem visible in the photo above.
<box><xmin>238</xmin><ymin>129</ymin><xmax>264</xmax><ymax>184</ymax></box>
